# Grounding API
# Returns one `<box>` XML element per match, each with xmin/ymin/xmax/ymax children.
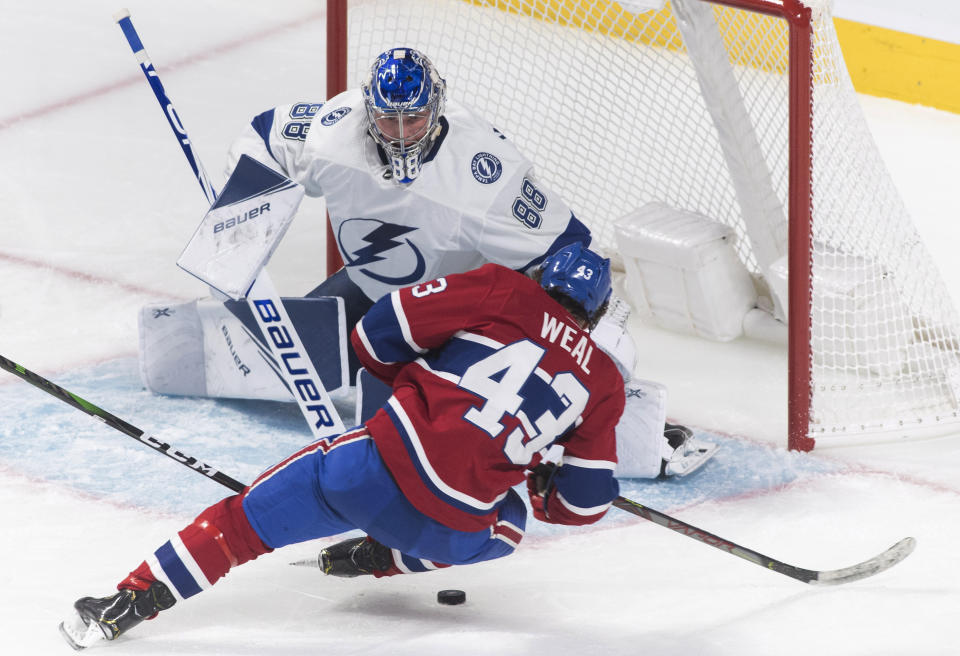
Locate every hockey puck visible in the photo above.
<box><xmin>437</xmin><ymin>589</ymin><xmax>466</xmax><ymax>605</ymax></box>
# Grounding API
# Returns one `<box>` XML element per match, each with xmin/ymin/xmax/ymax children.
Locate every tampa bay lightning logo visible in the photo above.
<box><xmin>320</xmin><ymin>106</ymin><xmax>352</xmax><ymax>126</ymax></box>
<box><xmin>338</xmin><ymin>218</ymin><xmax>426</xmax><ymax>285</ymax></box>
<box><xmin>471</xmin><ymin>152</ymin><xmax>502</xmax><ymax>184</ymax></box>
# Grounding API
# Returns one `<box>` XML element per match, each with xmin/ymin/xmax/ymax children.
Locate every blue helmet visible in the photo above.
<box><xmin>361</xmin><ymin>48</ymin><xmax>446</xmax><ymax>185</ymax></box>
<box><xmin>539</xmin><ymin>243</ymin><xmax>612</xmax><ymax>323</ymax></box>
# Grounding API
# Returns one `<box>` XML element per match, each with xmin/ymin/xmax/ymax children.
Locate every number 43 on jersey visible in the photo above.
<box><xmin>460</xmin><ymin>340</ymin><xmax>589</xmax><ymax>465</ymax></box>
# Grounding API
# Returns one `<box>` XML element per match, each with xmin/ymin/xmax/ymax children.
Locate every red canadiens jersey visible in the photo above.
<box><xmin>352</xmin><ymin>263</ymin><xmax>624</xmax><ymax>532</ymax></box>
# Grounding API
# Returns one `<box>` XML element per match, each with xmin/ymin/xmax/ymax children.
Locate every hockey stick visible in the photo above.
<box><xmin>114</xmin><ymin>10</ymin><xmax>345</xmax><ymax>438</ymax></box>
<box><xmin>612</xmin><ymin>496</ymin><xmax>915</xmax><ymax>585</ymax></box>
<box><xmin>3</xmin><ymin>350</ymin><xmax>909</xmax><ymax>586</ymax></box>
<box><xmin>0</xmin><ymin>354</ymin><xmax>246</xmax><ymax>493</ymax></box>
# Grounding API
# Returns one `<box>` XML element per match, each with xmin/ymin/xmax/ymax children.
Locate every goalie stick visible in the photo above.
<box><xmin>113</xmin><ymin>9</ymin><xmax>216</xmax><ymax>204</ymax></box>
<box><xmin>113</xmin><ymin>9</ymin><xmax>345</xmax><ymax>438</ymax></box>
<box><xmin>1</xmin><ymin>349</ymin><xmax>911</xmax><ymax>587</ymax></box>
<box><xmin>0</xmin><ymin>354</ymin><xmax>245</xmax><ymax>494</ymax></box>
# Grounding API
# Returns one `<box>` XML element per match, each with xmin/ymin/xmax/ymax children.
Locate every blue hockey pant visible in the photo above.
<box><xmin>241</xmin><ymin>427</ymin><xmax>527</xmax><ymax>569</ymax></box>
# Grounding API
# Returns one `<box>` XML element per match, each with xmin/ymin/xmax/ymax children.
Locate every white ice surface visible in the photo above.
<box><xmin>1</xmin><ymin>2</ymin><xmax>960</xmax><ymax>654</ymax></box>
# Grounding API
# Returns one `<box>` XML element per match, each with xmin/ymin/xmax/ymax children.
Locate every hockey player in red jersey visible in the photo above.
<box><xmin>59</xmin><ymin>244</ymin><xmax>624</xmax><ymax>649</ymax></box>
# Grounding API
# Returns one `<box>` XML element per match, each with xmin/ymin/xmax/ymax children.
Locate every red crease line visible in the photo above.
<box><xmin>0</xmin><ymin>249</ymin><xmax>185</xmax><ymax>299</ymax></box>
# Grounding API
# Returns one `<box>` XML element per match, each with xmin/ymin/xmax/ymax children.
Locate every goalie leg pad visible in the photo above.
<box><xmin>224</xmin><ymin>295</ymin><xmax>348</xmax><ymax>395</ymax></box>
<box><xmin>591</xmin><ymin>296</ymin><xmax>638</xmax><ymax>382</ymax></box>
<box><xmin>613</xmin><ymin>379</ymin><xmax>719</xmax><ymax>479</ymax></box>
<box><xmin>307</xmin><ymin>268</ymin><xmax>374</xmax><ymax>381</ymax></box>
<box><xmin>139</xmin><ymin>301</ymin><xmax>208</xmax><ymax>397</ymax></box>
<box><xmin>139</xmin><ymin>296</ymin><xmax>348</xmax><ymax>401</ymax></box>
<box><xmin>614</xmin><ymin>379</ymin><xmax>671</xmax><ymax>479</ymax></box>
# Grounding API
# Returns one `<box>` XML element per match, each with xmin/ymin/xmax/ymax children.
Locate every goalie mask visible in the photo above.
<box><xmin>539</xmin><ymin>243</ymin><xmax>612</xmax><ymax>329</ymax></box>
<box><xmin>362</xmin><ymin>47</ymin><xmax>447</xmax><ymax>185</ymax></box>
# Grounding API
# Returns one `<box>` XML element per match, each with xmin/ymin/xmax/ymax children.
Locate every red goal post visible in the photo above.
<box><xmin>326</xmin><ymin>0</ymin><xmax>960</xmax><ymax>451</ymax></box>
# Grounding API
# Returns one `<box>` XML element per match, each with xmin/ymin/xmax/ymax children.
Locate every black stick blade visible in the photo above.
<box><xmin>613</xmin><ymin>496</ymin><xmax>916</xmax><ymax>586</ymax></box>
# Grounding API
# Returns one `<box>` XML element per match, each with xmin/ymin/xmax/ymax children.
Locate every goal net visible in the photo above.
<box><xmin>333</xmin><ymin>0</ymin><xmax>960</xmax><ymax>449</ymax></box>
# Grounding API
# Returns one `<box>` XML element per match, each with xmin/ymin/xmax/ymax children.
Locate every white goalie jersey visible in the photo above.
<box><xmin>225</xmin><ymin>89</ymin><xmax>591</xmax><ymax>302</ymax></box>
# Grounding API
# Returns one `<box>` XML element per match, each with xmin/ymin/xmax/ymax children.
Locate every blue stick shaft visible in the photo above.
<box><xmin>112</xmin><ymin>10</ymin><xmax>345</xmax><ymax>438</ymax></box>
<box><xmin>114</xmin><ymin>10</ymin><xmax>218</xmax><ymax>205</ymax></box>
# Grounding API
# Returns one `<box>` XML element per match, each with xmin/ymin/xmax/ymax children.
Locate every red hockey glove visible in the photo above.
<box><xmin>526</xmin><ymin>462</ymin><xmax>558</xmax><ymax>522</ymax></box>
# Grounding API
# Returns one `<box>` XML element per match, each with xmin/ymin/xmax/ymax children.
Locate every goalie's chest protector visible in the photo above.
<box><xmin>297</xmin><ymin>92</ymin><xmax>559</xmax><ymax>302</ymax></box>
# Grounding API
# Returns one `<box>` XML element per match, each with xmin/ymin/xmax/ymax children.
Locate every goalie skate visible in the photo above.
<box><xmin>661</xmin><ymin>424</ymin><xmax>718</xmax><ymax>478</ymax></box>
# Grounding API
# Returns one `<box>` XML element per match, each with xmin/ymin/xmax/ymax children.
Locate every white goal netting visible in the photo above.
<box><xmin>345</xmin><ymin>0</ymin><xmax>960</xmax><ymax>444</ymax></box>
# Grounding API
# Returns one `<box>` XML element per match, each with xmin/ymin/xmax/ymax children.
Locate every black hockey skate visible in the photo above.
<box><xmin>319</xmin><ymin>536</ymin><xmax>394</xmax><ymax>577</ymax></box>
<box><xmin>659</xmin><ymin>423</ymin><xmax>719</xmax><ymax>478</ymax></box>
<box><xmin>59</xmin><ymin>581</ymin><xmax>176</xmax><ymax>650</ymax></box>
